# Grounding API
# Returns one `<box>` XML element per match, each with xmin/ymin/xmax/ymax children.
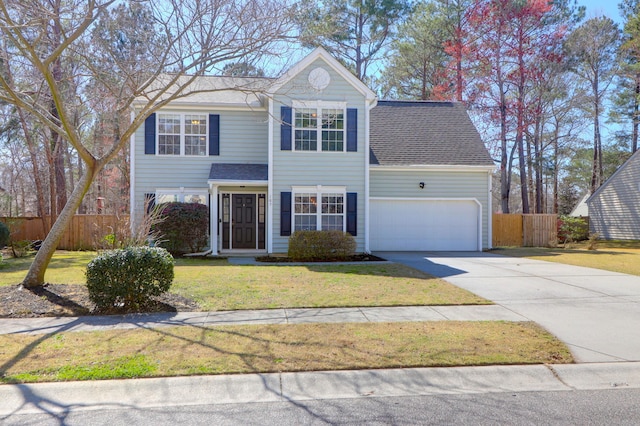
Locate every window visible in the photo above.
<box><xmin>156</xmin><ymin>189</ymin><xmax>208</xmax><ymax>205</ymax></box>
<box><xmin>293</xmin><ymin>187</ymin><xmax>345</xmax><ymax>232</ymax></box>
<box><xmin>293</xmin><ymin>102</ymin><xmax>345</xmax><ymax>152</ymax></box>
<box><xmin>157</xmin><ymin>113</ymin><xmax>207</xmax><ymax>156</ymax></box>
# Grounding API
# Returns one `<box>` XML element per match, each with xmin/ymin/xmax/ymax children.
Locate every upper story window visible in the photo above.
<box><xmin>157</xmin><ymin>113</ymin><xmax>207</xmax><ymax>156</ymax></box>
<box><xmin>292</xmin><ymin>101</ymin><xmax>346</xmax><ymax>152</ymax></box>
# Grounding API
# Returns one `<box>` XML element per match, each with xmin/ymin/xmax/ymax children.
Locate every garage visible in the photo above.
<box><xmin>369</xmin><ymin>198</ymin><xmax>481</xmax><ymax>251</ymax></box>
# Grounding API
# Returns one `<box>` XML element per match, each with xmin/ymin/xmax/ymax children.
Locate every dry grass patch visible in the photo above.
<box><xmin>0</xmin><ymin>321</ymin><xmax>572</xmax><ymax>383</ymax></box>
<box><xmin>494</xmin><ymin>241</ymin><xmax>640</xmax><ymax>276</ymax></box>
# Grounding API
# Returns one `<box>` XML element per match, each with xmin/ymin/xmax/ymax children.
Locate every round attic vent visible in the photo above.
<box><xmin>308</xmin><ymin>67</ymin><xmax>331</xmax><ymax>90</ymax></box>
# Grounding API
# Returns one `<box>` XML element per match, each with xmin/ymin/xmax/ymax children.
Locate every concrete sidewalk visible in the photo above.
<box><xmin>378</xmin><ymin>251</ymin><xmax>640</xmax><ymax>363</ymax></box>
<box><xmin>2</xmin><ymin>362</ymin><xmax>640</xmax><ymax>416</ymax></box>
<box><xmin>0</xmin><ymin>304</ymin><xmax>526</xmax><ymax>335</ymax></box>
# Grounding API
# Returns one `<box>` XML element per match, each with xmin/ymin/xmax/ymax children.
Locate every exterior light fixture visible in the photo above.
<box><xmin>419</xmin><ymin>182</ymin><xmax>425</xmax><ymax>189</ymax></box>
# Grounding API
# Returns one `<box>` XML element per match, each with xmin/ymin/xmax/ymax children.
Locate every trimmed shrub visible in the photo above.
<box><xmin>288</xmin><ymin>230</ymin><xmax>356</xmax><ymax>261</ymax></box>
<box><xmin>152</xmin><ymin>202</ymin><xmax>209</xmax><ymax>255</ymax></box>
<box><xmin>86</xmin><ymin>246</ymin><xmax>174</xmax><ymax>311</ymax></box>
<box><xmin>0</xmin><ymin>221</ymin><xmax>9</xmax><ymax>248</ymax></box>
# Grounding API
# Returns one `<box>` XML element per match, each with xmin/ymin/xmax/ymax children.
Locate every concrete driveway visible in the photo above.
<box><xmin>376</xmin><ymin>251</ymin><xmax>640</xmax><ymax>363</ymax></box>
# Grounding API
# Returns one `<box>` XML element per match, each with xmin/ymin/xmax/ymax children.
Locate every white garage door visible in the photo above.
<box><xmin>370</xmin><ymin>199</ymin><xmax>480</xmax><ymax>251</ymax></box>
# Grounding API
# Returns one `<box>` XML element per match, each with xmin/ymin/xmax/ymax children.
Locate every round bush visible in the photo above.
<box><xmin>86</xmin><ymin>246</ymin><xmax>174</xmax><ymax>311</ymax></box>
<box><xmin>152</xmin><ymin>202</ymin><xmax>209</xmax><ymax>255</ymax></box>
<box><xmin>0</xmin><ymin>221</ymin><xmax>9</xmax><ymax>248</ymax></box>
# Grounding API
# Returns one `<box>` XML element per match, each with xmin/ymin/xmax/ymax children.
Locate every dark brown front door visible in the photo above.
<box><xmin>232</xmin><ymin>194</ymin><xmax>256</xmax><ymax>249</ymax></box>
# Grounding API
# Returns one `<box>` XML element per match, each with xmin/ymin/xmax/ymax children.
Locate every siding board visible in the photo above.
<box><xmin>588</xmin><ymin>151</ymin><xmax>640</xmax><ymax>240</ymax></box>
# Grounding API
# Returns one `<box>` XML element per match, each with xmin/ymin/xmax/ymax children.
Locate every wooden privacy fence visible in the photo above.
<box><xmin>0</xmin><ymin>215</ymin><xmax>130</xmax><ymax>250</ymax></box>
<box><xmin>493</xmin><ymin>214</ymin><xmax>557</xmax><ymax>247</ymax></box>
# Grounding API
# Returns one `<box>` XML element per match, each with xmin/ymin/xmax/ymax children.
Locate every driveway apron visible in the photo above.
<box><xmin>377</xmin><ymin>251</ymin><xmax>640</xmax><ymax>363</ymax></box>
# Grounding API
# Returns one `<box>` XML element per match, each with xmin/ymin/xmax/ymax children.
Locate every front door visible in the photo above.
<box><xmin>232</xmin><ymin>194</ymin><xmax>256</xmax><ymax>249</ymax></box>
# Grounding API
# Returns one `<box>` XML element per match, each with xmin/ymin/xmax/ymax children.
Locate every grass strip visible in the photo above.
<box><xmin>494</xmin><ymin>242</ymin><xmax>640</xmax><ymax>276</ymax></box>
<box><xmin>1</xmin><ymin>253</ymin><xmax>488</xmax><ymax>309</ymax></box>
<box><xmin>171</xmin><ymin>261</ymin><xmax>488</xmax><ymax>310</ymax></box>
<box><xmin>0</xmin><ymin>321</ymin><xmax>572</xmax><ymax>384</ymax></box>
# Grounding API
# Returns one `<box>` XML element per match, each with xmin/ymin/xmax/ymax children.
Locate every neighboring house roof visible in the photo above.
<box><xmin>369</xmin><ymin>100</ymin><xmax>494</xmax><ymax>167</ymax></box>
<box><xmin>587</xmin><ymin>149</ymin><xmax>640</xmax><ymax>204</ymax></box>
<box><xmin>570</xmin><ymin>193</ymin><xmax>590</xmax><ymax>216</ymax></box>
<box><xmin>208</xmin><ymin>163</ymin><xmax>268</xmax><ymax>182</ymax></box>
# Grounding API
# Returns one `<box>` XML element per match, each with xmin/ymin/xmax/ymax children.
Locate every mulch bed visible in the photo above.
<box><xmin>0</xmin><ymin>284</ymin><xmax>200</xmax><ymax>318</ymax></box>
<box><xmin>255</xmin><ymin>253</ymin><xmax>387</xmax><ymax>263</ymax></box>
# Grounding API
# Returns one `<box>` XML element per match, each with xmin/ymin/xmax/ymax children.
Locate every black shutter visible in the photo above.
<box><xmin>209</xmin><ymin>114</ymin><xmax>220</xmax><ymax>156</ymax></box>
<box><xmin>281</xmin><ymin>106</ymin><xmax>292</xmax><ymax>150</ymax></box>
<box><xmin>144</xmin><ymin>193</ymin><xmax>156</xmax><ymax>214</ymax></box>
<box><xmin>144</xmin><ymin>113</ymin><xmax>156</xmax><ymax>154</ymax></box>
<box><xmin>346</xmin><ymin>192</ymin><xmax>357</xmax><ymax>236</ymax></box>
<box><xmin>280</xmin><ymin>191</ymin><xmax>292</xmax><ymax>236</ymax></box>
<box><xmin>346</xmin><ymin>108</ymin><xmax>357</xmax><ymax>152</ymax></box>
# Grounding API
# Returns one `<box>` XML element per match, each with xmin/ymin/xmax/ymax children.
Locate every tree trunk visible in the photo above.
<box><xmin>634</xmin><ymin>76</ymin><xmax>639</xmax><ymax>153</ymax></box>
<box><xmin>21</xmin><ymin>161</ymin><xmax>98</xmax><ymax>288</ymax></box>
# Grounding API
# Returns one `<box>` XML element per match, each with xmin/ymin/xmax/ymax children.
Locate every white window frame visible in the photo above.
<box><xmin>291</xmin><ymin>101</ymin><xmax>346</xmax><ymax>153</ymax></box>
<box><xmin>157</xmin><ymin>113</ymin><xmax>208</xmax><ymax>156</ymax></box>
<box><xmin>292</xmin><ymin>185</ymin><xmax>346</xmax><ymax>232</ymax></box>
<box><xmin>156</xmin><ymin>188</ymin><xmax>209</xmax><ymax>206</ymax></box>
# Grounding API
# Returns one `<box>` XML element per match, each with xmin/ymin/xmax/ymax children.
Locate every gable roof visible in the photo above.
<box><xmin>369</xmin><ymin>101</ymin><xmax>494</xmax><ymax>167</ymax></box>
<box><xmin>587</xmin><ymin>148</ymin><xmax>640</xmax><ymax>204</ymax></box>
<box><xmin>269</xmin><ymin>47</ymin><xmax>377</xmax><ymax>102</ymax></box>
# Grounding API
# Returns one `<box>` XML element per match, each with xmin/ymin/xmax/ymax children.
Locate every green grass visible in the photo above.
<box><xmin>494</xmin><ymin>240</ymin><xmax>640</xmax><ymax>276</ymax></box>
<box><xmin>0</xmin><ymin>251</ymin><xmax>95</xmax><ymax>285</ymax></box>
<box><xmin>0</xmin><ymin>321</ymin><xmax>573</xmax><ymax>384</ymax></box>
<box><xmin>0</xmin><ymin>251</ymin><xmax>488</xmax><ymax>309</ymax></box>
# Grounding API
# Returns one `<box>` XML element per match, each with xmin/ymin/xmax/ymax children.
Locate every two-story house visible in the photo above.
<box><xmin>130</xmin><ymin>48</ymin><xmax>495</xmax><ymax>255</ymax></box>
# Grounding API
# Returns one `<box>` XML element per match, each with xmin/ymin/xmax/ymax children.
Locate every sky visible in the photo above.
<box><xmin>580</xmin><ymin>0</ymin><xmax>623</xmax><ymax>23</ymax></box>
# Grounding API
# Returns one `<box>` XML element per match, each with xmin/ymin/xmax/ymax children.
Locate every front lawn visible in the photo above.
<box><xmin>0</xmin><ymin>321</ymin><xmax>572</xmax><ymax>383</ymax></box>
<box><xmin>0</xmin><ymin>251</ymin><xmax>488</xmax><ymax>314</ymax></box>
<box><xmin>493</xmin><ymin>240</ymin><xmax>640</xmax><ymax>276</ymax></box>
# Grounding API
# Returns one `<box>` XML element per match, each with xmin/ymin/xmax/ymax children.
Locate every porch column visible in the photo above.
<box><xmin>210</xmin><ymin>184</ymin><xmax>219</xmax><ymax>255</ymax></box>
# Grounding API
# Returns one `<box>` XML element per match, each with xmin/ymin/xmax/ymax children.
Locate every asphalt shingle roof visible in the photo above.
<box><xmin>370</xmin><ymin>101</ymin><xmax>494</xmax><ymax>167</ymax></box>
<box><xmin>208</xmin><ymin>163</ymin><xmax>268</xmax><ymax>181</ymax></box>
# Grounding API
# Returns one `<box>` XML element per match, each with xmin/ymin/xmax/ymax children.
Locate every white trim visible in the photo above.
<box><xmin>291</xmin><ymin>187</ymin><xmax>347</xmax><ymax>233</ymax></box>
<box><xmin>207</xmin><ymin>179</ymin><xmax>268</xmax><ymax>186</ymax></box>
<box><xmin>129</xmin><ymin>110</ymin><xmax>136</xmax><ymax>233</ymax></box>
<box><xmin>587</xmin><ymin>148</ymin><xmax>640</xmax><ymax>203</ymax></box>
<box><xmin>219</xmin><ymin>191</ymin><xmax>268</xmax><ymax>251</ymax></box>
<box><xmin>292</xmin><ymin>185</ymin><xmax>346</xmax><ymax>193</ymax></box>
<box><xmin>267</xmin><ymin>97</ymin><xmax>274</xmax><ymax>254</ymax></box>
<box><xmin>149</xmin><ymin>103</ymin><xmax>266</xmax><ymax>111</ymax></box>
<box><xmin>155</xmin><ymin>188</ymin><xmax>209</xmax><ymax>205</ymax></box>
<box><xmin>364</xmin><ymin>99</ymin><xmax>375</xmax><ymax>253</ymax></box>
<box><xmin>369</xmin><ymin>197</ymin><xmax>483</xmax><ymax>252</ymax></box>
<box><xmin>370</xmin><ymin>165</ymin><xmax>496</xmax><ymax>172</ymax></box>
<box><xmin>487</xmin><ymin>171</ymin><xmax>493</xmax><ymax>250</ymax></box>
<box><xmin>156</xmin><ymin>112</ymin><xmax>209</xmax><ymax>157</ymax></box>
<box><xmin>269</xmin><ymin>47</ymin><xmax>376</xmax><ymax>102</ymax></box>
<box><xmin>210</xmin><ymin>184</ymin><xmax>219</xmax><ymax>255</ymax></box>
<box><xmin>292</xmin><ymin>100</ymin><xmax>347</xmax><ymax>109</ymax></box>
<box><xmin>291</xmin><ymin>104</ymin><xmax>347</xmax><ymax>153</ymax></box>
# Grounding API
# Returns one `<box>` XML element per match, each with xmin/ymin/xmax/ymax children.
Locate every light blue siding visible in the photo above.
<box><xmin>133</xmin><ymin>109</ymin><xmax>268</xmax><ymax>216</ymax></box>
<box><xmin>271</xmin><ymin>57</ymin><xmax>368</xmax><ymax>252</ymax></box>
